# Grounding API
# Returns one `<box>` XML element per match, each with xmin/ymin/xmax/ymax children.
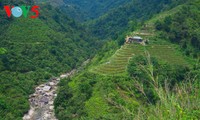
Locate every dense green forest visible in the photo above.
<box><xmin>55</xmin><ymin>0</ymin><xmax>200</xmax><ymax>119</ymax></box>
<box><xmin>34</xmin><ymin>0</ymin><xmax>132</xmax><ymax>22</ymax></box>
<box><xmin>55</xmin><ymin>42</ymin><xmax>199</xmax><ymax>119</ymax></box>
<box><xmin>0</xmin><ymin>0</ymin><xmax>199</xmax><ymax>120</ymax></box>
<box><xmin>61</xmin><ymin>0</ymin><xmax>131</xmax><ymax>21</ymax></box>
<box><xmin>88</xmin><ymin>0</ymin><xmax>189</xmax><ymax>39</ymax></box>
<box><xmin>155</xmin><ymin>0</ymin><xmax>200</xmax><ymax>58</ymax></box>
<box><xmin>0</xmin><ymin>0</ymin><xmax>100</xmax><ymax>119</ymax></box>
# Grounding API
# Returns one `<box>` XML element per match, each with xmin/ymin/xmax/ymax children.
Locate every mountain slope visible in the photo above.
<box><xmin>55</xmin><ymin>0</ymin><xmax>200</xmax><ymax>119</ymax></box>
<box><xmin>155</xmin><ymin>0</ymin><xmax>200</xmax><ymax>58</ymax></box>
<box><xmin>91</xmin><ymin>44</ymin><xmax>190</xmax><ymax>76</ymax></box>
<box><xmin>61</xmin><ymin>0</ymin><xmax>132</xmax><ymax>21</ymax></box>
<box><xmin>0</xmin><ymin>1</ymin><xmax>100</xmax><ymax>119</ymax></box>
<box><xmin>0</xmin><ymin>0</ymin><xmax>199</xmax><ymax>119</ymax></box>
<box><xmin>33</xmin><ymin>0</ymin><xmax>132</xmax><ymax>22</ymax></box>
<box><xmin>88</xmin><ymin>0</ymin><xmax>189</xmax><ymax>39</ymax></box>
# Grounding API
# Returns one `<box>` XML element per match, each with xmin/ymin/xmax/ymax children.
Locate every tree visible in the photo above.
<box><xmin>0</xmin><ymin>48</ymin><xmax>6</xmax><ymax>55</ymax></box>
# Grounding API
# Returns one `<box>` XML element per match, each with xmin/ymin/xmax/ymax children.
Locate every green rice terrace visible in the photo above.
<box><xmin>91</xmin><ymin>43</ymin><xmax>190</xmax><ymax>76</ymax></box>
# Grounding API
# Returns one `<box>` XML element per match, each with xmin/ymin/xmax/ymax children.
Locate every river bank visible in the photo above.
<box><xmin>23</xmin><ymin>60</ymin><xmax>90</xmax><ymax>120</ymax></box>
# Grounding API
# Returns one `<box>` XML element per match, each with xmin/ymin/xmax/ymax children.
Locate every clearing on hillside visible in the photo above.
<box><xmin>90</xmin><ymin>44</ymin><xmax>189</xmax><ymax>76</ymax></box>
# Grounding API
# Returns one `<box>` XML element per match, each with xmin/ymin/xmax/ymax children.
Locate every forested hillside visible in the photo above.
<box><xmin>61</xmin><ymin>0</ymin><xmax>131</xmax><ymax>21</ymax></box>
<box><xmin>89</xmin><ymin>0</ymin><xmax>189</xmax><ymax>39</ymax></box>
<box><xmin>0</xmin><ymin>0</ymin><xmax>200</xmax><ymax>120</ymax></box>
<box><xmin>0</xmin><ymin>0</ymin><xmax>100</xmax><ymax>119</ymax></box>
<box><xmin>55</xmin><ymin>0</ymin><xmax>200</xmax><ymax>119</ymax></box>
<box><xmin>155</xmin><ymin>0</ymin><xmax>200</xmax><ymax>58</ymax></box>
<box><xmin>55</xmin><ymin>42</ymin><xmax>199</xmax><ymax>119</ymax></box>
<box><xmin>33</xmin><ymin>0</ymin><xmax>132</xmax><ymax>22</ymax></box>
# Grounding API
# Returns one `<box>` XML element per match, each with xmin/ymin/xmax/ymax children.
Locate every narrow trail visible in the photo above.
<box><xmin>23</xmin><ymin>60</ymin><xmax>90</xmax><ymax>120</ymax></box>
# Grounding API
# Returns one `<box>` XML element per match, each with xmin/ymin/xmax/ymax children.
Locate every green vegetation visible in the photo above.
<box><xmin>91</xmin><ymin>43</ymin><xmax>190</xmax><ymax>76</ymax></box>
<box><xmin>55</xmin><ymin>42</ymin><xmax>199</xmax><ymax>119</ymax></box>
<box><xmin>127</xmin><ymin>55</ymin><xmax>200</xmax><ymax>119</ymax></box>
<box><xmin>91</xmin><ymin>44</ymin><xmax>135</xmax><ymax>75</ymax></box>
<box><xmin>61</xmin><ymin>0</ymin><xmax>131</xmax><ymax>22</ymax></box>
<box><xmin>0</xmin><ymin>0</ymin><xmax>200</xmax><ymax>119</ymax></box>
<box><xmin>155</xmin><ymin>0</ymin><xmax>200</xmax><ymax>58</ymax></box>
<box><xmin>88</xmin><ymin>0</ymin><xmax>189</xmax><ymax>39</ymax></box>
<box><xmin>0</xmin><ymin>1</ymin><xmax>100</xmax><ymax>119</ymax></box>
<box><xmin>55</xmin><ymin>0</ymin><xmax>200</xmax><ymax>120</ymax></box>
<box><xmin>0</xmin><ymin>48</ymin><xmax>7</xmax><ymax>55</ymax></box>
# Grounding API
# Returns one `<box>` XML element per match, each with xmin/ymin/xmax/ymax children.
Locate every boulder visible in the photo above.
<box><xmin>49</xmin><ymin>82</ymin><xmax>55</xmax><ymax>86</ymax></box>
<box><xmin>43</xmin><ymin>86</ymin><xmax>51</xmax><ymax>91</ymax></box>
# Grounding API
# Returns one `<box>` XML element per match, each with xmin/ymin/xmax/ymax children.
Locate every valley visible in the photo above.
<box><xmin>23</xmin><ymin>70</ymin><xmax>75</xmax><ymax>120</ymax></box>
<box><xmin>0</xmin><ymin>0</ymin><xmax>199</xmax><ymax>120</ymax></box>
<box><xmin>23</xmin><ymin>59</ymin><xmax>89</xmax><ymax>120</ymax></box>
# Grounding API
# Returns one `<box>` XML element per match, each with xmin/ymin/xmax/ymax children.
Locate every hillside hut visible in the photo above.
<box><xmin>125</xmin><ymin>36</ymin><xmax>143</xmax><ymax>44</ymax></box>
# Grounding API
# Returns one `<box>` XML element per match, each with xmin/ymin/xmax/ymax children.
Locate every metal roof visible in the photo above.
<box><xmin>133</xmin><ymin>36</ymin><xmax>142</xmax><ymax>39</ymax></box>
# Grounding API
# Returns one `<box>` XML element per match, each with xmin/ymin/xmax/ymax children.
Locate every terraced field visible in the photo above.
<box><xmin>146</xmin><ymin>45</ymin><xmax>189</xmax><ymax>65</ymax></box>
<box><xmin>91</xmin><ymin>43</ymin><xmax>189</xmax><ymax>76</ymax></box>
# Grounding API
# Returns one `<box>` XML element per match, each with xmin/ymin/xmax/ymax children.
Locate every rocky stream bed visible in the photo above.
<box><xmin>23</xmin><ymin>60</ymin><xmax>89</xmax><ymax>120</ymax></box>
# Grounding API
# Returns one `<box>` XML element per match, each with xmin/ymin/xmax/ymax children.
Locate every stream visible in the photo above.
<box><xmin>23</xmin><ymin>60</ymin><xmax>89</xmax><ymax>120</ymax></box>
